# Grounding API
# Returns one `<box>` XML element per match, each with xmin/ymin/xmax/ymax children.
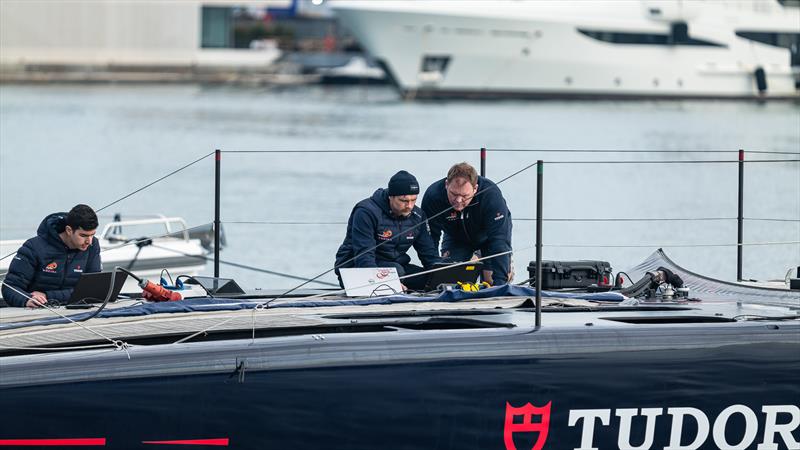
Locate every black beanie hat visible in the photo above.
<box><xmin>387</xmin><ymin>170</ymin><xmax>419</xmax><ymax>196</ymax></box>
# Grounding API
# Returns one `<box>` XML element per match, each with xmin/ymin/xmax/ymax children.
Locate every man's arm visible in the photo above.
<box><xmin>421</xmin><ymin>195</ymin><xmax>443</xmax><ymax>254</ymax></box>
<box><xmin>1</xmin><ymin>242</ymin><xmax>39</xmax><ymax>307</ymax></box>
<box><xmin>413</xmin><ymin>215</ymin><xmax>443</xmax><ymax>268</ymax></box>
<box><xmin>480</xmin><ymin>189</ymin><xmax>513</xmax><ymax>278</ymax></box>
<box><xmin>350</xmin><ymin>208</ymin><xmax>379</xmax><ymax>268</ymax></box>
<box><xmin>87</xmin><ymin>238</ymin><xmax>102</xmax><ymax>273</ymax></box>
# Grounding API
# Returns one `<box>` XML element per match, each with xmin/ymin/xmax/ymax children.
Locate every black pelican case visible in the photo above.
<box><xmin>527</xmin><ymin>260</ymin><xmax>613</xmax><ymax>289</ymax></box>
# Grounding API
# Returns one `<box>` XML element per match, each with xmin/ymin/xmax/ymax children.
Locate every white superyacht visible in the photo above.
<box><xmin>332</xmin><ymin>0</ymin><xmax>800</xmax><ymax>99</ymax></box>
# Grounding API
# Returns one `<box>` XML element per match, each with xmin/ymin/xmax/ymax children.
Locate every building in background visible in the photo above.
<box><xmin>0</xmin><ymin>0</ymin><xmax>361</xmax><ymax>82</ymax></box>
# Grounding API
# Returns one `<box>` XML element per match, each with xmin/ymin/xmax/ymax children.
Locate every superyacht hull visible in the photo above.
<box><xmin>333</xmin><ymin>0</ymin><xmax>800</xmax><ymax>100</ymax></box>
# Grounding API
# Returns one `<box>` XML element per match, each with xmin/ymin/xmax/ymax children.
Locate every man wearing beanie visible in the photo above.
<box><xmin>335</xmin><ymin>171</ymin><xmax>441</xmax><ymax>291</ymax></box>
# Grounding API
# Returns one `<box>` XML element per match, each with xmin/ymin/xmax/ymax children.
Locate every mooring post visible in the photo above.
<box><xmin>214</xmin><ymin>149</ymin><xmax>221</xmax><ymax>278</ymax></box>
<box><xmin>535</xmin><ymin>160</ymin><xmax>543</xmax><ymax>327</ymax></box>
<box><xmin>480</xmin><ymin>147</ymin><xmax>486</xmax><ymax>177</ymax></box>
<box><xmin>737</xmin><ymin>149</ymin><xmax>744</xmax><ymax>281</ymax></box>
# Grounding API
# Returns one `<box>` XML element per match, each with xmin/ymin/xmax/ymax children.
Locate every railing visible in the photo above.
<box><xmin>100</xmin><ymin>216</ymin><xmax>192</xmax><ymax>241</ymax></box>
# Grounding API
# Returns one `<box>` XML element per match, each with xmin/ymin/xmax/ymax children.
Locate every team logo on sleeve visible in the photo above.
<box><xmin>43</xmin><ymin>261</ymin><xmax>58</xmax><ymax>273</ymax></box>
<box><xmin>495</xmin><ymin>212</ymin><xmax>505</xmax><ymax>221</ymax></box>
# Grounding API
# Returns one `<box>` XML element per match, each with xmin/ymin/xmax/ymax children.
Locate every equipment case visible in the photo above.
<box><xmin>527</xmin><ymin>260</ymin><xmax>613</xmax><ymax>289</ymax></box>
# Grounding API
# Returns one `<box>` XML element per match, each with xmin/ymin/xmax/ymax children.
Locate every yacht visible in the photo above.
<box><xmin>0</xmin><ymin>250</ymin><xmax>798</xmax><ymax>448</ymax></box>
<box><xmin>331</xmin><ymin>0</ymin><xmax>800</xmax><ymax>99</ymax></box>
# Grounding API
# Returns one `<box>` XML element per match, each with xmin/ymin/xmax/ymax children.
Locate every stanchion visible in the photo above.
<box><xmin>535</xmin><ymin>160</ymin><xmax>543</xmax><ymax>327</ymax></box>
<box><xmin>214</xmin><ymin>149</ymin><xmax>221</xmax><ymax>278</ymax></box>
<box><xmin>480</xmin><ymin>147</ymin><xmax>487</xmax><ymax>177</ymax></box>
<box><xmin>737</xmin><ymin>149</ymin><xmax>744</xmax><ymax>281</ymax></box>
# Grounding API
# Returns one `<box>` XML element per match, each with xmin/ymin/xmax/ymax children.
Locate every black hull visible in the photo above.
<box><xmin>2</xmin><ymin>342</ymin><xmax>798</xmax><ymax>449</ymax></box>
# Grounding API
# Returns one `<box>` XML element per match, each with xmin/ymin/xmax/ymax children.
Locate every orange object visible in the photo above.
<box><xmin>139</xmin><ymin>279</ymin><xmax>182</xmax><ymax>302</ymax></box>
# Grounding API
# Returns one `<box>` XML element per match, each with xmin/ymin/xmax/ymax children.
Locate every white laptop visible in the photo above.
<box><xmin>339</xmin><ymin>267</ymin><xmax>404</xmax><ymax>297</ymax></box>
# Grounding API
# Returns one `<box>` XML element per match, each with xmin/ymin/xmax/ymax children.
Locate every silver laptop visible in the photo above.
<box><xmin>339</xmin><ymin>267</ymin><xmax>404</xmax><ymax>297</ymax></box>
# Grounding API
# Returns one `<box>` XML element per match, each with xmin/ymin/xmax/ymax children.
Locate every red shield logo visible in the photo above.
<box><xmin>504</xmin><ymin>401</ymin><xmax>551</xmax><ymax>450</ymax></box>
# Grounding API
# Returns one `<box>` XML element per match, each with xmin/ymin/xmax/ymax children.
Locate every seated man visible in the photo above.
<box><xmin>422</xmin><ymin>162</ymin><xmax>513</xmax><ymax>285</ymax></box>
<box><xmin>2</xmin><ymin>204</ymin><xmax>102</xmax><ymax>308</ymax></box>
<box><xmin>335</xmin><ymin>171</ymin><xmax>441</xmax><ymax>291</ymax></box>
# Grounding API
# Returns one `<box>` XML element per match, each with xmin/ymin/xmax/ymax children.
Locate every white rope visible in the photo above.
<box><xmin>0</xmin><ymin>342</ymin><xmax>120</xmax><ymax>351</ymax></box>
<box><xmin>0</xmin><ymin>280</ymin><xmax>132</xmax><ymax>356</ymax></box>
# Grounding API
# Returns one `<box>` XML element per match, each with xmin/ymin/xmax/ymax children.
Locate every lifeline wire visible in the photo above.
<box><xmin>0</xmin><ymin>280</ymin><xmax>132</xmax><ymax>356</ymax></box>
<box><xmin>259</xmin><ymin>159</ymin><xmax>543</xmax><ymax>306</ymax></box>
<box><xmin>149</xmin><ymin>243</ymin><xmax>338</xmax><ymax>287</ymax></box>
<box><xmin>96</xmin><ymin>151</ymin><xmax>215</xmax><ymax>213</ymax></box>
<box><xmin>0</xmin><ymin>152</ymin><xmax>215</xmax><ymax>263</ymax></box>
<box><xmin>172</xmin><ymin>250</ymin><xmax>514</xmax><ymax>345</ymax></box>
<box><xmin>223</xmin><ymin>149</ymin><xmax>799</xmax><ymax>155</ymax></box>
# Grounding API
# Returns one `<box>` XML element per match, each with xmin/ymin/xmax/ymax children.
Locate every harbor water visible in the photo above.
<box><xmin>1</xmin><ymin>84</ymin><xmax>798</xmax><ymax>289</ymax></box>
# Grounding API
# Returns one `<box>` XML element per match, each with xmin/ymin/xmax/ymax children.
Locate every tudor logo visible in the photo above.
<box><xmin>504</xmin><ymin>402</ymin><xmax>551</xmax><ymax>450</ymax></box>
<box><xmin>504</xmin><ymin>402</ymin><xmax>800</xmax><ymax>450</ymax></box>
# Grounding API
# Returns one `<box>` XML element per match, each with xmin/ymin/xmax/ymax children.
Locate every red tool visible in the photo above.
<box><xmin>139</xmin><ymin>279</ymin><xmax>182</xmax><ymax>302</ymax></box>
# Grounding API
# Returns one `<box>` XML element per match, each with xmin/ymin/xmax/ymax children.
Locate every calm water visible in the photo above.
<box><xmin>1</xmin><ymin>84</ymin><xmax>798</xmax><ymax>288</ymax></box>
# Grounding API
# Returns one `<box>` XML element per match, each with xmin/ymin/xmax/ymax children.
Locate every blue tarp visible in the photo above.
<box><xmin>0</xmin><ymin>286</ymin><xmax>625</xmax><ymax>330</ymax></box>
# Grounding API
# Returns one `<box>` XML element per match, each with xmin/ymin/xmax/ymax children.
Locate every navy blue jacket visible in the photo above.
<box><xmin>421</xmin><ymin>176</ymin><xmax>512</xmax><ymax>256</ymax></box>
<box><xmin>2</xmin><ymin>213</ymin><xmax>102</xmax><ymax>307</ymax></box>
<box><xmin>335</xmin><ymin>189</ymin><xmax>441</xmax><ymax>269</ymax></box>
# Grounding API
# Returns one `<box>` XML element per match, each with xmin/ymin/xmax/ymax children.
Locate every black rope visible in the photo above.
<box><xmin>149</xmin><ymin>244</ymin><xmax>338</xmax><ymax>287</ymax></box>
<box><xmin>222</xmin><ymin>149</ymin><xmax>799</xmax><ymax>155</ymax></box>
<box><xmin>222</xmin><ymin>217</ymin><xmax>800</xmax><ymax>225</ymax></box>
<box><xmin>96</xmin><ymin>152</ymin><xmax>215</xmax><ymax>213</ymax></box>
<box><xmin>547</xmin><ymin>159</ymin><xmax>800</xmax><ymax>164</ymax></box>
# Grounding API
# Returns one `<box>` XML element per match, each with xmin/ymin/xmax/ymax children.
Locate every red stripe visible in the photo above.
<box><xmin>0</xmin><ymin>438</ymin><xmax>106</xmax><ymax>446</ymax></box>
<box><xmin>142</xmin><ymin>439</ymin><xmax>229</xmax><ymax>446</ymax></box>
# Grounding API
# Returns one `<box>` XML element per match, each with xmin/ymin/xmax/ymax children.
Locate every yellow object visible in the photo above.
<box><xmin>457</xmin><ymin>282</ymin><xmax>481</xmax><ymax>292</ymax></box>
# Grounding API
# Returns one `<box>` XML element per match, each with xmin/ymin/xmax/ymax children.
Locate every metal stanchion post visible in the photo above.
<box><xmin>214</xmin><ymin>149</ymin><xmax>221</xmax><ymax>278</ymax></box>
<box><xmin>535</xmin><ymin>160</ymin><xmax>543</xmax><ymax>327</ymax></box>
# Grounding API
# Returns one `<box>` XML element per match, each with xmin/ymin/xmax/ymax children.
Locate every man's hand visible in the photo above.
<box><xmin>26</xmin><ymin>291</ymin><xmax>48</xmax><ymax>308</ymax></box>
<box><xmin>482</xmin><ymin>270</ymin><xmax>494</xmax><ymax>286</ymax></box>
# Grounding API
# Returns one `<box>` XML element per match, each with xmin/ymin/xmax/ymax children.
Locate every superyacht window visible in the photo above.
<box><xmin>577</xmin><ymin>29</ymin><xmax>725</xmax><ymax>47</ymax></box>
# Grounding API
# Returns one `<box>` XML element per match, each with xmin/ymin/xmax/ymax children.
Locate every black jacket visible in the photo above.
<box><xmin>2</xmin><ymin>213</ymin><xmax>102</xmax><ymax>307</ymax></box>
<box><xmin>335</xmin><ymin>189</ymin><xmax>441</xmax><ymax>269</ymax></box>
<box><xmin>421</xmin><ymin>176</ymin><xmax>512</xmax><ymax>255</ymax></box>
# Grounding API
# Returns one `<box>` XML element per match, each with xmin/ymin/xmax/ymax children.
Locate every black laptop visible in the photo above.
<box><xmin>425</xmin><ymin>262</ymin><xmax>483</xmax><ymax>291</ymax></box>
<box><xmin>68</xmin><ymin>271</ymin><xmax>129</xmax><ymax>304</ymax></box>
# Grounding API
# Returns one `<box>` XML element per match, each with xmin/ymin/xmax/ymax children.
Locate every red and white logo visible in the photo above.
<box><xmin>43</xmin><ymin>262</ymin><xmax>58</xmax><ymax>273</ymax></box>
<box><xmin>378</xmin><ymin>229</ymin><xmax>393</xmax><ymax>240</ymax></box>
<box><xmin>504</xmin><ymin>401</ymin><xmax>551</xmax><ymax>450</ymax></box>
<box><xmin>375</xmin><ymin>269</ymin><xmax>391</xmax><ymax>279</ymax></box>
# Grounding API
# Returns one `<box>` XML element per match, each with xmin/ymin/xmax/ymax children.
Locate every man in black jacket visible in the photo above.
<box><xmin>335</xmin><ymin>171</ymin><xmax>441</xmax><ymax>291</ymax></box>
<box><xmin>2</xmin><ymin>204</ymin><xmax>102</xmax><ymax>308</ymax></box>
<box><xmin>422</xmin><ymin>162</ymin><xmax>512</xmax><ymax>285</ymax></box>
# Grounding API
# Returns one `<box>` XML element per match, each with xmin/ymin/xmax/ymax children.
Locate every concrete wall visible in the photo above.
<box><xmin>0</xmin><ymin>0</ymin><xmax>288</xmax><ymax>67</ymax></box>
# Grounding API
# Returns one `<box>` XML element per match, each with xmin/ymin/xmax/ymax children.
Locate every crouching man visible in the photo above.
<box><xmin>335</xmin><ymin>171</ymin><xmax>441</xmax><ymax>291</ymax></box>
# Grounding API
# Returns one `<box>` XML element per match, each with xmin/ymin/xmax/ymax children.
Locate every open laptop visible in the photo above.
<box><xmin>339</xmin><ymin>267</ymin><xmax>403</xmax><ymax>297</ymax></box>
<box><xmin>68</xmin><ymin>271</ymin><xmax>129</xmax><ymax>304</ymax></box>
<box><xmin>424</xmin><ymin>262</ymin><xmax>484</xmax><ymax>291</ymax></box>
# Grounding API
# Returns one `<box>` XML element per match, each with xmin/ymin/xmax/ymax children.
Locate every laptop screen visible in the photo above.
<box><xmin>424</xmin><ymin>262</ymin><xmax>483</xmax><ymax>291</ymax></box>
<box><xmin>339</xmin><ymin>267</ymin><xmax>403</xmax><ymax>297</ymax></box>
<box><xmin>68</xmin><ymin>271</ymin><xmax>129</xmax><ymax>304</ymax></box>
